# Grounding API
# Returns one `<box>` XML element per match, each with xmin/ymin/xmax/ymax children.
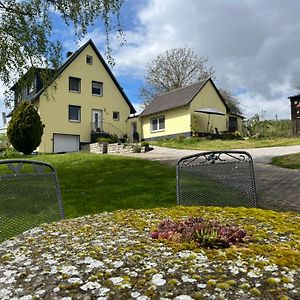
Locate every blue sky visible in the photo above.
<box><xmin>1</xmin><ymin>0</ymin><xmax>300</xmax><ymax>125</ymax></box>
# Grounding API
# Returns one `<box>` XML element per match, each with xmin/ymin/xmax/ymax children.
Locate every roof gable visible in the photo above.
<box><xmin>16</xmin><ymin>40</ymin><xmax>136</xmax><ymax>114</ymax></box>
<box><xmin>140</xmin><ymin>78</ymin><xmax>228</xmax><ymax>117</ymax></box>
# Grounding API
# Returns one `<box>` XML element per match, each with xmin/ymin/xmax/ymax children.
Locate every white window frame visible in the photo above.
<box><xmin>68</xmin><ymin>105</ymin><xmax>81</xmax><ymax>122</ymax></box>
<box><xmin>151</xmin><ymin>116</ymin><xmax>165</xmax><ymax>132</ymax></box>
<box><xmin>92</xmin><ymin>81</ymin><xmax>103</xmax><ymax>96</ymax></box>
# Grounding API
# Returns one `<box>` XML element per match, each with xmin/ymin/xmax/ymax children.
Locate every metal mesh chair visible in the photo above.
<box><xmin>177</xmin><ymin>151</ymin><xmax>257</xmax><ymax>207</ymax></box>
<box><xmin>0</xmin><ymin>159</ymin><xmax>64</xmax><ymax>242</ymax></box>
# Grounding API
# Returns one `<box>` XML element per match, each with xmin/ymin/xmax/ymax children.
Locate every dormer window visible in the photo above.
<box><xmin>86</xmin><ymin>55</ymin><xmax>93</xmax><ymax>65</ymax></box>
<box><xmin>27</xmin><ymin>80</ymin><xmax>35</xmax><ymax>94</ymax></box>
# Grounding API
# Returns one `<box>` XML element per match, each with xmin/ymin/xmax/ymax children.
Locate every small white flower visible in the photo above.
<box><xmin>80</xmin><ymin>281</ymin><xmax>101</xmax><ymax>291</ymax></box>
<box><xmin>53</xmin><ymin>287</ymin><xmax>60</xmax><ymax>293</ymax></box>
<box><xmin>197</xmin><ymin>283</ymin><xmax>207</xmax><ymax>289</ymax></box>
<box><xmin>151</xmin><ymin>274</ymin><xmax>166</xmax><ymax>286</ymax></box>
<box><xmin>109</xmin><ymin>277</ymin><xmax>123</xmax><ymax>285</ymax></box>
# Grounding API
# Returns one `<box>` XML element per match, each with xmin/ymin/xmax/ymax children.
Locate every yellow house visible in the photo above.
<box><xmin>139</xmin><ymin>79</ymin><xmax>243</xmax><ymax>140</ymax></box>
<box><xmin>10</xmin><ymin>40</ymin><xmax>136</xmax><ymax>153</ymax></box>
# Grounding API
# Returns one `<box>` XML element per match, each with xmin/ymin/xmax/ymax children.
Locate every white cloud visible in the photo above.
<box><xmin>111</xmin><ymin>0</ymin><xmax>300</xmax><ymax>119</ymax></box>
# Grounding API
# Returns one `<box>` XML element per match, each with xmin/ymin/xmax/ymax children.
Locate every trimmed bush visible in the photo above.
<box><xmin>7</xmin><ymin>101</ymin><xmax>44</xmax><ymax>155</ymax></box>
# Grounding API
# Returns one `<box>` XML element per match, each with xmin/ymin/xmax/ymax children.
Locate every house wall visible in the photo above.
<box><xmin>36</xmin><ymin>44</ymin><xmax>131</xmax><ymax>153</ymax></box>
<box><xmin>189</xmin><ymin>81</ymin><xmax>227</xmax><ymax>133</ymax></box>
<box><xmin>141</xmin><ymin>106</ymin><xmax>191</xmax><ymax>140</ymax></box>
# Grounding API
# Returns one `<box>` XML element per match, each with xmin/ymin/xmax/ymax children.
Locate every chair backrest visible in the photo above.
<box><xmin>177</xmin><ymin>151</ymin><xmax>257</xmax><ymax>208</ymax></box>
<box><xmin>0</xmin><ymin>159</ymin><xmax>64</xmax><ymax>242</ymax></box>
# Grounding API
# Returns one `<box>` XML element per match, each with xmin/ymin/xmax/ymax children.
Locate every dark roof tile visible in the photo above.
<box><xmin>140</xmin><ymin>80</ymin><xmax>208</xmax><ymax>117</ymax></box>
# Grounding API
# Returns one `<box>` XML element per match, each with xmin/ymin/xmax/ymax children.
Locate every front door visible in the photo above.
<box><xmin>92</xmin><ymin>109</ymin><xmax>103</xmax><ymax>132</ymax></box>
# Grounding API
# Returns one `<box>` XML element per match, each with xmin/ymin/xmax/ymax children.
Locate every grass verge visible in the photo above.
<box><xmin>272</xmin><ymin>152</ymin><xmax>300</xmax><ymax>169</ymax></box>
<box><xmin>152</xmin><ymin>137</ymin><xmax>300</xmax><ymax>150</ymax></box>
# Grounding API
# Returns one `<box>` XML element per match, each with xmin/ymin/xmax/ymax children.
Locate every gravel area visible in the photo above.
<box><xmin>0</xmin><ymin>206</ymin><xmax>299</xmax><ymax>300</ymax></box>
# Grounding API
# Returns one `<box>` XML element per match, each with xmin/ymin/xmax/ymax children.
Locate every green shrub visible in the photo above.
<box><xmin>132</xmin><ymin>144</ymin><xmax>142</xmax><ymax>153</ymax></box>
<box><xmin>141</xmin><ymin>141</ymin><xmax>149</xmax><ymax>148</ymax></box>
<box><xmin>0</xmin><ymin>148</ymin><xmax>23</xmax><ymax>158</ymax></box>
<box><xmin>96</xmin><ymin>137</ymin><xmax>112</xmax><ymax>143</ymax></box>
<box><xmin>96</xmin><ymin>134</ymin><xmax>119</xmax><ymax>144</ymax></box>
<box><xmin>0</xmin><ymin>134</ymin><xmax>10</xmax><ymax>152</ymax></box>
<box><xmin>7</xmin><ymin>101</ymin><xmax>44</xmax><ymax>155</ymax></box>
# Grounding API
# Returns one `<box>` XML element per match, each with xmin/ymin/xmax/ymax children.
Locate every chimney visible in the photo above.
<box><xmin>66</xmin><ymin>51</ymin><xmax>73</xmax><ymax>58</ymax></box>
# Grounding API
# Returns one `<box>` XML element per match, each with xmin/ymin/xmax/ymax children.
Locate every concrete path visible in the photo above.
<box><xmin>120</xmin><ymin>145</ymin><xmax>300</xmax><ymax>213</ymax></box>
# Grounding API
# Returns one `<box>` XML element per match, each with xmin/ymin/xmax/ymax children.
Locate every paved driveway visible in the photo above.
<box><xmin>122</xmin><ymin>145</ymin><xmax>300</xmax><ymax>213</ymax></box>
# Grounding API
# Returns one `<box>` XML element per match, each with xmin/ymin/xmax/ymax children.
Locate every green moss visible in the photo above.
<box><xmin>266</xmin><ymin>277</ymin><xmax>279</xmax><ymax>285</ymax></box>
<box><xmin>216</xmin><ymin>282</ymin><xmax>230</xmax><ymax>290</ymax></box>
<box><xmin>250</xmin><ymin>287</ymin><xmax>261</xmax><ymax>297</ymax></box>
<box><xmin>194</xmin><ymin>291</ymin><xmax>203</xmax><ymax>299</ymax></box>
<box><xmin>240</xmin><ymin>283</ymin><xmax>250</xmax><ymax>290</ymax></box>
<box><xmin>207</xmin><ymin>279</ymin><xmax>217</xmax><ymax>286</ymax></box>
<box><xmin>168</xmin><ymin>279</ymin><xmax>180</xmax><ymax>285</ymax></box>
<box><xmin>144</xmin><ymin>268</ymin><xmax>158</xmax><ymax>275</ymax></box>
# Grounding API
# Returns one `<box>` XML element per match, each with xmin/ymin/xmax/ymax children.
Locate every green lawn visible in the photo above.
<box><xmin>152</xmin><ymin>137</ymin><xmax>300</xmax><ymax>150</ymax></box>
<box><xmin>272</xmin><ymin>152</ymin><xmax>300</xmax><ymax>169</ymax></box>
<box><xmin>1</xmin><ymin>152</ymin><xmax>176</xmax><ymax>219</ymax></box>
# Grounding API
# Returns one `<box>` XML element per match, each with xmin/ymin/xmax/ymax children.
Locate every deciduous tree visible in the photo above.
<box><xmin>140</xmin><ymin>47</ymin><xmax>215</xmax><ymax>107</ymax></box>
<box><xmin>140</xmin><ymin>47</ymin><xmax>243</xmax><ymax>115</ymax></box>
<box><xmin>0</xmin><ymin>0</ymin><xmax>124</xmax><ymax>105</ymax></box>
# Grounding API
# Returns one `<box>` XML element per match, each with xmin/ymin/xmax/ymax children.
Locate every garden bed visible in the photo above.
<box><xmin>0</xmin><ymin>206</ymin><xmax>299</xmax><ymax>299</ymax></box>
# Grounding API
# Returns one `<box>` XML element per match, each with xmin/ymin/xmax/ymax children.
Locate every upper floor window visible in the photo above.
<box><xmin>86</xmin><ymin>55</ymin><xmax>93</xmax><ymax>65</ymax></box>
<box><xmin>151</xmin><ymin>116</ymin><xmax>165</xmax><ymax>132</ymax></box>
<box><xmin>69</xmin><ymin>105</ymin><xmax>81</xmax><ymax>122</ymax></box>
<box><xmin>69</xmin><ymin>77</ymin><xmax>81</xmax><ymax>92</ymax></box>
<box><xmin>113</xmin><ymin>111</ymin><xmax>120</xmax><ymax>121</ymax></box>
<box><xmin>27</xmin><ymin>80</ymin><xmax>35</xmax><ymax>94</ymax></box>
<box><xmin>92</xmin><ymin>81</ymin><xmax>103</xmax><ymax>96</ymax></box>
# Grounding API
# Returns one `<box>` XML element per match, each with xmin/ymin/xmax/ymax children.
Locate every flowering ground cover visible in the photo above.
<box><xmin>0</xmin><ymin>206</ymin><xmax>299</xmax><ymax>299</ymax></box>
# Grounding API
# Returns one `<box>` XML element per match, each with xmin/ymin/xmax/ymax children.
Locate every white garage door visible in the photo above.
<box><xmin>53</xmin><ymin>134</ymin><xmax>80</xmax><ymax>153</ymax></box>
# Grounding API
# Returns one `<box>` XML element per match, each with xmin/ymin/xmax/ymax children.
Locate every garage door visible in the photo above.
<box><xmin>53</xmin><ymin>134</ymin><xmax>80</xmax><ymax>153</ymax></box>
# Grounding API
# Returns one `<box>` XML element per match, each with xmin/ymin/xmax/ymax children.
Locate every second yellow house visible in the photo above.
<box><xmin>139</xmin><ymin>79</ymin><xmax>243</xmax><ymax>140</ymax></box>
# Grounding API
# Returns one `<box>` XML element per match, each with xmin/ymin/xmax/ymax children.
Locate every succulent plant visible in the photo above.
<box><xmin>150</xmin><ymin>217</ymin><xmax>249</xmax><ymax>249</ymax></box>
